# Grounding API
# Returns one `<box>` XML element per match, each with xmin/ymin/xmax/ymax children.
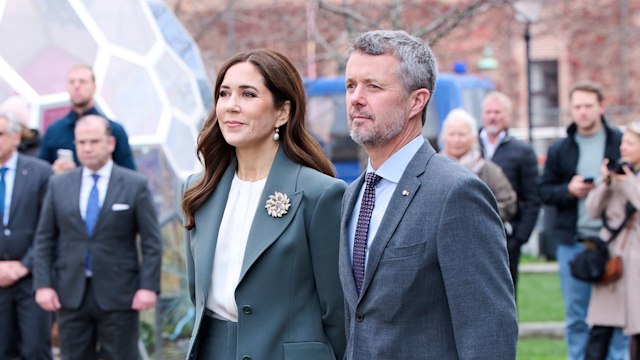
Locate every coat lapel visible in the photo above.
<box><xmin>8</xmin><ymin>155</ymin><xmax>27</xmax><ymax>224</ymax></box>
<box><xmin>93</xmin><ymin>165</ymin><xmax>124</xmax><ymax>236</ymax></box>
<box><xmin>340</xmin><ymin>173</ymin><xmax>365</xmax><ymax>303</ymax></box>
<box><xmin>359</xmin><ymin>143</ymin><xmax>432</xmax><ymax>298</ymax></box>
<box><xmin>238</xmin><ymin>146</ymin><xmax>302</xmax><ymax>283</ymax></box>
<box><xmin>67</xmin><ymin>168</ymin><xmax>84</xmax><ymax>230</ymax></box>
<box><xmin>194</xmin><ymin>161</ymin><xmax>236</xmax><ymax>299</ymax></box>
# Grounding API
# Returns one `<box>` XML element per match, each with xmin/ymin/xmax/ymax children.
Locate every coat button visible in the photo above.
<box><xmin>242</xmin><ymin>305</ymin><xmax>253</xmax><ymax>315</ymax></box>
<box><xmin>356</xmin><ymin>312</ymin><xmax>364</xmax><ymax>322</ymax></box>
<box><xmin>242</xmin><ymin>356</ymin><xmax>252</xmax><ymax>360</ymax></box>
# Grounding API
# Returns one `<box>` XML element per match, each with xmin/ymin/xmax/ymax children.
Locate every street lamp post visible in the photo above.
<box><xmin>514</xmin><ymin>0</ymin><xmax>543</xmax><ymax>144</ymax></box>
<box><xmin>524</xmin><ymin>22</ymin><xmax>533</xmax><ymax>143</ymax></box>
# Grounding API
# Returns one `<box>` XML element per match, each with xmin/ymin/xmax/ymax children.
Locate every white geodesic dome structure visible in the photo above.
<box><xmin>0</xmin><ymin>0</ymin><xmax>212</xmax><ymax>296</ymax></box>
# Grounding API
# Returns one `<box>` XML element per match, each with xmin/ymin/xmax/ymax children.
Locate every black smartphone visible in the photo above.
<box><xmin>583</xmin><ymin>177</ymin><xmax>594</xmax><ymax>184</ymax></box>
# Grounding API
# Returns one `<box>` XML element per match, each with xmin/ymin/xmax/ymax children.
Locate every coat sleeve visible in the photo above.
<box><xmin>307</xmin><ymin>180</ymin><xmax>347</xmax><ymax>360</ymax></box>
<box><xmin>540</xmin><ymin>145</ymin><xmax>576</xmax><ymax>208</ymax></box>
<box><xmin>135</xmin><ymin>178</ymin><xmax>162</xmax><ymax>292</ymax></box>
<box><xmin>111</xmin><ymin>122</ymin><xmax>137</xmax><ymax>170</ymax></box>
<box><xmin>483</xmin><ymin>162</ymin><xmax>517</xmax><ymax>222</ymax></box>
<box><xmin>513</xmin><ymin>145</ymin><xmax>541</xmax><ymax>243</ymax></box>
<box><xmin>33</xmin><ymin>180</ymin><xmax>59</xmax><ymax>289</ymax></box>
<box><xmin>585</xmin><ymin>182</ymin><xmax>613</xmax><ymax>219</ymax></box>
<box><xmin>617</xmin><ymin>175</ymin><xmax>640</xmax><ymax>211</ymax></box>
<box><xmin>438</xmin><ymin>175</ymin><xmax>518</xmax><ymax>359</ymax></box>
<box><xmin>20</xmin><ymin>164</ymin><xmax>53</xmax><ymax>270</ymax></box>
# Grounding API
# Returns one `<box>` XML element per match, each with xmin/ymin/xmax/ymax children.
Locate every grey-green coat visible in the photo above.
<box><xmin>184</xmin><ymin>147</ymin><xmax>346</xmax><ymax>359</ymax></box>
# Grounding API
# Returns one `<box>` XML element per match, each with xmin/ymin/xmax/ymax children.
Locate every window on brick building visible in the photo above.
<box><xmin>531</xmin><ymin>60</ymin><xmax>559</xmax><ymax>127</ymax></box>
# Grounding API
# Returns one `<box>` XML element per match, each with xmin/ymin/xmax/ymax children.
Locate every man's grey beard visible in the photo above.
<box><xmin>349</xmin><ymin>110</ymin><xmax>407</xmax><ymax>147</ymax></box>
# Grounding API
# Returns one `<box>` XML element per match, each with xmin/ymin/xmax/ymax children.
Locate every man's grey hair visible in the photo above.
<box><xmin>349</xmin><ymin>30</ymin><xmax>438</xmax><ymax>124</ymax></box>
<box><xmin>0</xmin><ymin>110</ymin><xmax>23</xmax><ymax>136</ymax></box>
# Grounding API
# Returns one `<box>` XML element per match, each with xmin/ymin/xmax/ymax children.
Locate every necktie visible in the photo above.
<box><xmin>353</xmin><ymin>172</ymin><xmax>381</xmax><ymax>294</ymax></box>
<box><xmin>0</xmin><ymin>168</ymin><xmax>7</xmax><ymax>223</ymax></box>
<box><xmin>85</xmin><ymin>174</ymin><xmax>100</xmax><ymax>275</ymax></box>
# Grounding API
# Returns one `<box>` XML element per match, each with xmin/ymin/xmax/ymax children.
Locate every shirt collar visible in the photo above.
<box><xmin>479</xmin><ymin>128</ymin><xmax>507</xmax><ymax>145</ymax></box>
<box><xmin>82</xmin><ymin>159</ymin><xmax>114</xmax><ymax>180</ymax></box>
<box><xmin>367</xmin><ymin>136</ymin><xmax>425</xmax><ymax>183</ymax></box>
<box><xmin>0</xmin><ymin>151</ymin><xmax>18</xmax><ymax>170</ymax></box>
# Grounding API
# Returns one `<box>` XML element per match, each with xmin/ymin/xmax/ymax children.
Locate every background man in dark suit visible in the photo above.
<box><xmin>479</xmin><ymin>91</ymin><xmax>541</xmax><ymax>294</ymax></box>
<box><xmin>339</xmin><ymin>30</ymin><xmax>518</xmax><ymax>359</ymax></box>
<box><xmin>0</xmin><ymin>110</ymin><xmax>52</xmax><ymax>359</ymax></box>
<box><xmin>34</xmin><ymin>115</ymin><xmax>162</xmax><ymax>360</ymax></box>
<box><xmin>39</xmin><ymin>65</ymin><xmax>136</xmax><ymax>174</ymax></box>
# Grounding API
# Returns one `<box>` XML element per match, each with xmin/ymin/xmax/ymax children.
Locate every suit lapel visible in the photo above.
<box><xmin>238</xmin><ymin>146</ymin><xmax>302</xmax><ymax>283</ymax></box>
<box><xmin>340</xmin><ymin>173</ymin><xmax>365</xmax><ymax>302</ymax></box>
<box><xmin>8</xmin><ymin>155</ymin><xmax>27</xmax><ymax>225</ymax></box>
<box><xmin>359</xmin><ymin>144</ymin><xmax>432</xmax><ymax>298</ymax></box>
<box><xmin>194</xmin><ymin>161</ymin><xmax>236</xmax><ymax>299</ymax></box>
<box><xmin>67</xmin><ymin>168</ymin><xmax>84</xmax><ymax>230</ymax></box>
<box><xmin>93</xmin><ymin>166</ymin><xmax>123</xmax><ymax>236</ymax></box>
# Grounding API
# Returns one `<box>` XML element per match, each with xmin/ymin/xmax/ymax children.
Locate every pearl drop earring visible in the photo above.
<box><xmin>273</xmin><ymin>127</ymin><xmax>280</xmax><ymax>141</ymax></box>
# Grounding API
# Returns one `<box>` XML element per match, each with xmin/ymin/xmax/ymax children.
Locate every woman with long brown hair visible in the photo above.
<box><xmin>182</xmin><ymin>49</ymin><xmax>346</xmax><ymax>359</ymax></box>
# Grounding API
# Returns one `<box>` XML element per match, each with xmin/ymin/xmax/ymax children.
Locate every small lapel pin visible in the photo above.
<box><xmin>21</xmin><ymin>170</ymin><xmax>28</xmax><ymax>175</ymax></box>
<box><xmin>402</xmin><ymin>190</ymin><xmax>409</xmax><ymax>196</ymax></box>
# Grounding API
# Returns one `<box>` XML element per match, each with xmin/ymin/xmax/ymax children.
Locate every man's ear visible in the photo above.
<box><xmin>275</xmin><ymin>101</ymin><xmax>291</xmax><ymax>128</ymax></box>
<box><xmin>408</xmin><ymin>89</ymin><xmax>430</xmax><ymax>120</ymax></box>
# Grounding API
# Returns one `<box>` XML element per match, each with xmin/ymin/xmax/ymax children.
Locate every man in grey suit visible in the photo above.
<box><xmin>34</xmin><ymin>114</ymin><xmax>162</xmax><ymax>360</ymax></box>
<box><xmin>339</xmin><ymin>30</ymin><xmax>518</xmax><ymax>359</ymax></box>
<box><xmin>0</xmin><ymin>111</ymin><xmax>52</xmax><ymax>359</ymax></box>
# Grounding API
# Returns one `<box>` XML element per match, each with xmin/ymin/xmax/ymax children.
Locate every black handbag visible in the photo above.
<box><xmin>569</xmin><ymin>237</ymin><xmax>610</xmax><ymax>283</ymax></box>
<box><xmin>570</xmin><ymin>202</ymin><xmax>635</xmax><ymax>283</ymax></box>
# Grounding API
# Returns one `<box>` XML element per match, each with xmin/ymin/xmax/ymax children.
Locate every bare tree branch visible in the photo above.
<box><xmin>318</xmin><ymin>0</ymin><xmax>380</xmax><ymax>28</ymax></box>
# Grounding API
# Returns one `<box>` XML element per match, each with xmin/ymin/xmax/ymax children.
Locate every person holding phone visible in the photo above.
<box><xmin>39</xmin><ymin>65</ymin><xmax>136</xmax><ymax>174</ymax></box>
<box><xmin>584</xmin><ymin>121</ymin><xmax>640</xmax><ymax>360</ymax></box>
<box><xmin>540</xmin><ymin>81</ymin><xmax>628</xmax><ymax>359</ymax></box>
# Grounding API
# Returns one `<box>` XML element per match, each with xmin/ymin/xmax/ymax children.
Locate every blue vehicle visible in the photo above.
<box><xmin>304</xmin><ymin>72</ymin><xmax>493</xmax><ymax>183</ymax></box>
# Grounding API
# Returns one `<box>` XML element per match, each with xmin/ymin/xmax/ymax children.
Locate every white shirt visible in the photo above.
<box><xmin>207</xmin><ymin>174</ymin><xmax>266</xmax><ymax>322</ymax></box>
<box><xmin>348</xmin><ymin>136</ymin><xmax>424</xmax><ymax>267</ymax></box>
<box><xmin>1</xmin><ymin>152</ymin><xmax>18</xmax><ymax>226</ymax></box>
<box><xmin>479</xmin><ymin>129</ymin><xmax>507</xmax><ymax>160</ymax></box>
<box><xmin>79</xmin><ymin>160</ymin><xmax>112</xmax><ymax>220</ymax></box>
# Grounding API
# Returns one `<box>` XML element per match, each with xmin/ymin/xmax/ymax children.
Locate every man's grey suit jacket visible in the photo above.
<box><xmin>34</xmin><ymin>164</ymin><xmax>162</xmax><ymax>311</ymax></box>
<box><xmin>339</xmin><ymin>142</ymin><xmax>518</xmax><ymax>359</ymax></box>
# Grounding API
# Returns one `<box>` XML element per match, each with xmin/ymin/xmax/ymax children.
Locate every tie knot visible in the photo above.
<box><xmin>0</xmin><ymin>168</ymin><xmax>7</xmax><ymax>178</ymax></box>
<box><xmin>365</xmin><ymin>172</ymin><xmax>381</xmax><ymax>187</ymax></box>
<box><xmin>91</xmin><ymin>174</ymin><xmax>99</xmax><ymax>183</ymax></box>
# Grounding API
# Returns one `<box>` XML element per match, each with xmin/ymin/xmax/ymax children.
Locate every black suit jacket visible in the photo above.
<box><xmin>34</xmin><ymin>164</ymin><xmax>162</xmax><ymax>311</ymax></box>
<box><xmin>0</xmin><ymin>154</ymin><xmax>52</xmax><ymax>269</ymax></box>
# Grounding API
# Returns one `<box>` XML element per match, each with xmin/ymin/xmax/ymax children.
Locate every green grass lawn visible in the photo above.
<box><xmin>517</xmin><ymin>338</ymin><xmax>567</xmax><ymax>360</ymax></box>
<box><xmin>516</xmin><ymin>266</ymin><xmax>567</xmax><ymax>359</ymax></box>
<box><xmin>517</xmin><ymin>272</ymin><xmax>564</xmax><ymax>322</ymax></box>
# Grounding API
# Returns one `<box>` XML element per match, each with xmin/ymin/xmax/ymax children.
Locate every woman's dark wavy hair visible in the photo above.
<box><xmin>182</xmin><ymin>49</ymin><xmax>335</xmax><ymax>230</ymax></box>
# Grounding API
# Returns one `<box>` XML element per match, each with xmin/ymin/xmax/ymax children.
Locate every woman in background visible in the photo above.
<box><xmin>584</xmin><ymin>121</ymin><xmax>640</xmax><ymax>360</ymax></box>
<box><xmin>440</xmin><ymin>108</ymin><xmax>517</xmax><ymax>223</ymax></box>
<box><xmin>182</xmin><ymin>49</ymin><xmax>346</xmax><ymax>359</ymax></box>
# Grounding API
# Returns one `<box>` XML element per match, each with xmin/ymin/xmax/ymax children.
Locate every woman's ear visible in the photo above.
<box><xmin>275</xmin><ymin>101</ymin><xmax>291</xmax><ymax>128</ymax></box>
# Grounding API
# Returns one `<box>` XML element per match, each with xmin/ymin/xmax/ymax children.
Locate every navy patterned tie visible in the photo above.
<box><xmin>353</xmin><ymin>172</ymin><xmax>381</xmax><ymax>294</ymax></box>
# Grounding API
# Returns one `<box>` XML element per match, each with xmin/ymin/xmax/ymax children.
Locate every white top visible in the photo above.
<box><xmin>80</xmin><ymin>160</ymin><xmax>113</xmax><ymax>220</ymax></box>
<box><xmin>479</xmin><ymin>129</ymin><xmax>507</xmax><ymax>160</ymax></box>
<box><xmin>207</xmin><ymin>173</ymin><xmax>266</xmax><ymax>322</ymax></box>
<box><xmin>1</xmin><ymin>151</ymin><xmax>18</xmax><ymax>226</ymax></box>
<box><xmin>348</xmin><ymin>136</ymin><xmax>424</xmax><ymax>269</ymax></box>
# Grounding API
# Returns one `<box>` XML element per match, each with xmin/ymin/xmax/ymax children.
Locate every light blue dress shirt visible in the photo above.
<box><xmin>348</xmin><ymin>136</ymin><xmax>425</xmax><ymax>266</ymax></box>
